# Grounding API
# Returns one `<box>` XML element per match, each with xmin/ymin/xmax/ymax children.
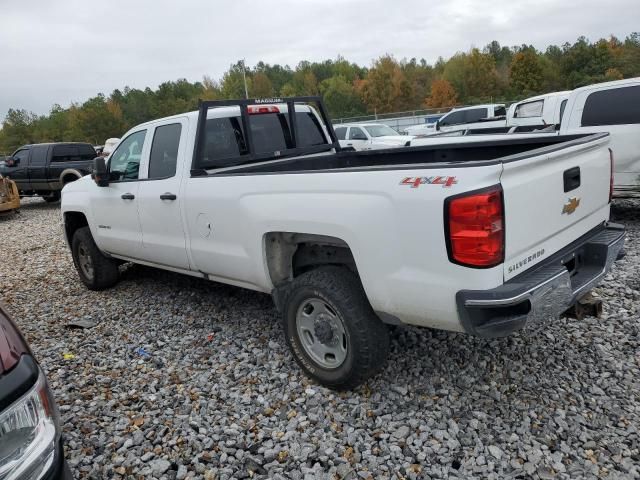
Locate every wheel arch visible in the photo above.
<box><xmin>59</xmin><ymin>169</ymin><xmax>83</xmax><ymax>186</ymax></box>
<box><xmin>63</xmin><ymin>211</ymin><xmax>89</xmax><ymax>246</ymax></box>
<box><xmin>264</xmin><ymin>232</ymin><xmax>358</xmax><ymax>288</ymax></box>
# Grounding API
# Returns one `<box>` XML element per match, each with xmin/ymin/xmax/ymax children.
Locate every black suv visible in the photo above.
<box><xmin>0</xmin><ymin>143</ymin><xmax>96</xmax><ymax>202</ymax></box>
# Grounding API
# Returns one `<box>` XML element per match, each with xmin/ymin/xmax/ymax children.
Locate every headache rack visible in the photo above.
<box><xmin>191</xmin><ymin>96</ymin><xmax>342</xmax><ymax>175</ymax></box>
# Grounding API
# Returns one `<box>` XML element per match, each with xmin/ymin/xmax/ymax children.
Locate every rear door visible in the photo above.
<box><xmin>500</xmin><ymin>134</ymin><xmax>612</xmax><ymax>281</ymax></box>
<box><xmin>137</xmin><ymin>119</ymin><xmax>190</xmax><ymax>270</ymax></box>
<box><xmin>567</xmin><ymin>84</ymin><xmax>640</xmax><ymax>191</ymax></box>
<box><xmin>346</xmin><ymin>127</ymin><xmax>370</xmax><ymax>150</ymax></box>
<box><xmin>28</xmin><ymin>145</ymin><xmax>50</xmax><ymax>190</ymax></box>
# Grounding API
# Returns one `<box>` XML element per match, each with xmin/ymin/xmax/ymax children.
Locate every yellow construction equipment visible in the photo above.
<box><xmin>0</xmin><ymin>175</ymin><xmax>20</xmax><ymax>215</ymax></box>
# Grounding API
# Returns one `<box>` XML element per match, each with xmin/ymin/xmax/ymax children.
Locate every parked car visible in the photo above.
<box><xmin>0</xmin><ymin>301</ymin><xmax>71</xmax><ymax>479</ymax></box>
<box><xmin>404</xmin><ymin>104</ymin><xmax>507</xmax><ymax>136</ymax></box>
<box><xmin>333</xmin><ymin>123</ymin><xmax>412</xmax><ymax>150</ymax></box>
<box><xmin>61</xmin><ymin>96</ymin><xmax>625</xmax><ymax>389</ymax></box>
<box><xmin>412</xmin><ymin>78</ymin><xmax>640</xmax><ymax>197</ymax></box>
<box><xmin>0</xmin><ymin>142</ymin><xmax>97</xmax><ymax>202</ymax></box>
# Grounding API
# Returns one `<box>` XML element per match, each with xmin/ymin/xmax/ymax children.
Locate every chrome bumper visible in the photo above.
<box><xmin>457</xmin><ymin>223</ymin><xmax>626</xmax><ymax>338</ymax></box>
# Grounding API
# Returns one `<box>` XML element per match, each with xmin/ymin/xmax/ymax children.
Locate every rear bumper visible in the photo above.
<box><xmin>457</xmin><ymin>223</ymin><xmax>626</xmax><ymax>338</ymax></box>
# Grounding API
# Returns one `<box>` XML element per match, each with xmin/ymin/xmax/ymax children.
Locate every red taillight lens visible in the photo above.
<box><xmin>609</xmin><ymin>148</ymin><xmax>614</xmax><ymax>203</ymax></box>
<box><xmin>248</xmin><ymin>105</ymin><xmax>280</xmax><ymax>114</ymax></box>
<box><xmin>446</xmin><ymin>186</ymin><xmax>504</xmax><ymax>268</ymax></box>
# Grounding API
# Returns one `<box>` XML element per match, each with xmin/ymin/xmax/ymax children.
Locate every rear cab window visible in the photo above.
<box><xmin>514</xmin><ymin>100</ymin><xmax>544</xmax><ymax>118</ymax></box>
<box><xmin>52</xmin><ymin>144</ymin><xmax>95</xmax><ymax>162</ymax></box>
<box><xmin>581</xmin><ymin>85</ymin><xmax>640</xmax><ymax>126</ymax></box>
<box><xmin>198</xmin><ymin>104</ymin><xmax>331</xmax><ymax>169</ymax></box>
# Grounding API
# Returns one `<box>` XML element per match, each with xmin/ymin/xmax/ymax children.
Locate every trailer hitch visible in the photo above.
<box><xmin>563</xmin><ymin>293</ymin><xmax>603</xmax><ymax>320</ymax></box>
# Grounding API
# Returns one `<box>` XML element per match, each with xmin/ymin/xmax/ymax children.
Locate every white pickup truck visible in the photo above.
<box><xmin>333</xmin><ymin>123</ymin><xmax>412</xmax><ymax>151</ymax></box>
<box><xmin>412</xmin><ymin>78</ymin><xmax>640</xmax><ymax>197</ymax></box>
<box><xmin>61</xmin><ymin>96</ymin><xmax>625</xmax><ymax>389</ymax></box>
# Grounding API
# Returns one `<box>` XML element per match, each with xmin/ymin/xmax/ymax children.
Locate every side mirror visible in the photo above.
<box><xmin>5</xmin><ymin>156</ymin><xmax>17</xmax><ymax>167</ymax></box>
<box><xmin>92</xmin><ymin>157</ymin><xmax>109</xmax><ymax>187</ymax></box>
<box><xmin>435</xmin><ymin>120</ymin><xmax>441</xmax><ymax>131</ymax></box>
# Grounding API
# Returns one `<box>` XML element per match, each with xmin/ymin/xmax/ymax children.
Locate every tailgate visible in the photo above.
<box><xmin>500</xmin><ymin>133</ymin><xmax>611</xmax><ymax>281</ymax></box>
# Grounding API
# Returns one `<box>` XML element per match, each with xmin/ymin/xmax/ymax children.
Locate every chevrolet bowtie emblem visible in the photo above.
<box><xmin>562</xmin><ymin>197</ymin><xmax>581</xmax><ymax>215</ymax></box>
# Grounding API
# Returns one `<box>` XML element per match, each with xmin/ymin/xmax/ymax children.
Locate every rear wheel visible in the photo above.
<box><xmin>41</xmin><ymin>191</ymin><xmax>61</xmax><ymax>203</ymax></box>
<box><xmin>71</xmin><ymin>227</ymin><xmax>119</xmax><ymax>290</ymax></box>
<box><xmin>280</xmin><ymin>266</ymin><xmax>390</xmax><ymax>390</ymax></box>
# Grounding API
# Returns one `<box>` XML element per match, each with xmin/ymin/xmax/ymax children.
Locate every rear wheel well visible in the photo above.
<box><xmin>64</xmin><ymin>212</ymin><xmax>89</xmax><ymax>245</ymax></box>
<box><xmin>265</xmin><ymin>232</ymin><xmax>357</xmax><ymax>288</ymax></box>
<box><xmin>61</xmin><ymin>173</ymin><xmax>80</xmax><ymax>185</ymax></box>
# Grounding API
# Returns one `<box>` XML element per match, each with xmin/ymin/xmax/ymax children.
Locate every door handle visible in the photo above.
<box><xmin>563</xmin><ymin>167</ymin><xmax>581</xmax><ymax>193</ymax></box>
<box><xmin>121</xmin><ymin>193</ymin><xmax>135</xmax><ymax>200</ymax></box>
<box><xmin>346</xmin><ymin>143</ymin><xmax>353</xmax><ymax>146</ymax></box>
<box><xmin>160</xmin><ymin>193</ymin><xmax>177</xmax><ymax>201</ymax></box>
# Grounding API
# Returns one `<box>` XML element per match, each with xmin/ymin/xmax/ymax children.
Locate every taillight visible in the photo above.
<box><xmin>446</xmin><ymin>185</ymin><xmax>504</xmax><ymax>268</ymax></box>
<box><xmin>247</xmin><ymin>105</ymin><xmax>280</xmax><ymax>114</ymax></box>
<box><xmin>609</xmin><ymin>148</ymin><xmax>614</xmax><ymax>203</ymax></box>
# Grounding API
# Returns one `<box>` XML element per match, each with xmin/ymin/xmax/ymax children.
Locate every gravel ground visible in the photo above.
<box><xmin>0</xmin><ymin>198</ymin><xmax>638</xmax><ymax>480</ymax></box>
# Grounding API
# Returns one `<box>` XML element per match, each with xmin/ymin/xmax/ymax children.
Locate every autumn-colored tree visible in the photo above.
<box><xmin>510</xmin><ymin>50</ymin><xmax>544</xmax><ymax>95</ymax></box>
<box><xmin>3</xmin><ymin>33</ymin><xmax>640</xmax><ymax>153</ymax></box>
<box><xmin>424</xmin><ymin>79</ymin><xmax>458</xmax><ymax>108</ymax></box>
<box><xmin>443</xmin><ymin>49</ymin><xmax>501</xmax><ymax>102</ymax></box>
<box><xmin>358</xmin><ymin>55</ymin><xmax>413</xmax><ymax>113</ymax></box>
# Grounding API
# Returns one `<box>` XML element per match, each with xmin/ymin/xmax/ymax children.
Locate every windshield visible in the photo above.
<box><xmin>363</xmin><ymin>125</ymin><xmax>398</xmax><ymax>137</ymax></box>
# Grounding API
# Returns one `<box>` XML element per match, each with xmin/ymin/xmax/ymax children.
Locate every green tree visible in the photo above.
<box><xmin>319</xmin><ymin>75</ymin><xmax>366</xmax><ymax>118</ymax></box>
<box><xmin>510</xmin><ymin>49</ymin><xmax>544</xmax><ymax>95</ymax></box>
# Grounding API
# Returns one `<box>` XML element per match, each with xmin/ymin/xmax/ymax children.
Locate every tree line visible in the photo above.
<box><xmin>1</xmin><ymin>33</ymin><xmax>639</xmax><ymax>153</ymax></box>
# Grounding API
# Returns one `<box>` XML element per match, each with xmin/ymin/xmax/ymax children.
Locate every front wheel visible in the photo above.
<box><xmin>71</xmin><ymin>227</ymin><xmax>119</xmax><ymax>290</ymax></box>
<box><xmin>281</xmin><ymin>266</ymin><xmax>390</xmax><ymax>390</ymax></box>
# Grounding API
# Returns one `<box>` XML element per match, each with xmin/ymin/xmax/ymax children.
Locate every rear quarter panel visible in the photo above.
<box><xmin>184</xmin><ymin>163</ymin><xmax>504</xmax><ymax>331</ymax></box>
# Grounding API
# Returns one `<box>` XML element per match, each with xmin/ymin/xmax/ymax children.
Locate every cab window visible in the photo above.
<box><xmin>109</xmin><ymin>130</ymin><xmax>146</xmax><ymax>181</ymax></box>
<box><xmin>582</xmin><ymin>85</ymin><xmax>640</xmax><ymax>126</ymax></box>
<box><xmin>335</xmin><ymin>127</ymin><xmax>347</xmax><ymax>140</ymax></box>
<box><xmin>148</xmin><ymin>124</ymin><xmax>182</xmax><ymax>179</ymax></box>
<box><xmin>348</xmin><ymin>127</ymin><xmax>367</xmax><ymax>140</ymax></box>
<box><xmin>12</xmin><ymin>149</ymin><xmax>30</xmax><ymax>166</ymax></box>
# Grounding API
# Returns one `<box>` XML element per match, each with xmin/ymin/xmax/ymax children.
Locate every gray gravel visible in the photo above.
<box><xmin>1</xmin><ymin>198</ymin><xmax>639</xmax><ymax>480</ymax></box>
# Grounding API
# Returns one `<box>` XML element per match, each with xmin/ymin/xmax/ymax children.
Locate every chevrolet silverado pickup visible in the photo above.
<box><xmin>61</xmin><ymin>96</ymin><xmax>625</xmax><ymax>389</ymax></box>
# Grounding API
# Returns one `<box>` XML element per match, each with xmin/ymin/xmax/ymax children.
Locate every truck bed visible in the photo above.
<box><xmin>207</xmin><ymin>133</ymin><xmax>601</xmax><ymax>175</ymax></box>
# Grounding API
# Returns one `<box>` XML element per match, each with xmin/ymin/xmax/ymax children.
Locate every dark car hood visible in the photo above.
<box><xmin>0</xmin><ymin>302</ymin><xmax>31</xmax><ymax>375</ymax></box>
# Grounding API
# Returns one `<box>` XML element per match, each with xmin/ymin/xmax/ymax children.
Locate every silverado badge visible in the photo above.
<box><xmin>562</xmin><ymin>197</ymin><xmax>581</xmax><ymax>215</ymax></box>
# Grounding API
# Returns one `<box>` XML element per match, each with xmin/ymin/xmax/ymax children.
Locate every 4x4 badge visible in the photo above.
<box><xmin>401</xmin><ymin>176</ymin><xmax>457</xmax><ymax>188</ymax></box>
<box><xmin>562</xmin><ymin>197</ymin><xmax>581</xmax><ymax>215</ymax></box>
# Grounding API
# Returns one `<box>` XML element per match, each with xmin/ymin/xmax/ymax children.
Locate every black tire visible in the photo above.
<box><xmin>42</xmin><ymin>191</ymin><xmax>61</xmax><ymax>203</ymax></box>
<box><xmin>71</xmin><ymin>227</ymin><xmax>119</xmax><ymax>290</ymax></box>
<box><xmin>280</xmin><ymin>266</ymin><xmax>390</xmax><ymax>390</ymax></box>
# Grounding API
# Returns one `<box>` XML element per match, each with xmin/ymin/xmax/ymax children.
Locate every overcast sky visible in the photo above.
<box><xmin>0</xmin><ymin>0</ymin><xmax>638</xmax><ymax>120</ymax></box>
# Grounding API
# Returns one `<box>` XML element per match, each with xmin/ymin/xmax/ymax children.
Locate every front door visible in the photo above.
<box><xmin>90</xmin><ymin>129</ymin><xmax>147</xmax><ymax>258</ymax></box>
<box><xmin>137</xmin><ymin>120</ymin><xmax>190</xmax><ymax>270</ymax></box>
<box><xmin>4</xmin><ymin>148</ymin><xmax>31</xmax><ymax>191</ymax></box>
<box><xmin>346</xmin><ymin>127</ymin><xmax>369</xmax><ymax>150</ymax></box>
